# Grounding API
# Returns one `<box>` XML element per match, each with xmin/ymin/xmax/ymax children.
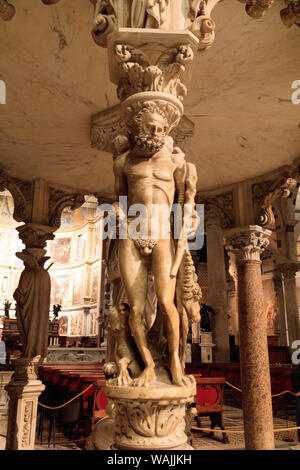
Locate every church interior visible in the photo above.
<box><xmin>0</xmin><ymin>0</ymin><xmax>300</xmax><ymax>453</ymax></box>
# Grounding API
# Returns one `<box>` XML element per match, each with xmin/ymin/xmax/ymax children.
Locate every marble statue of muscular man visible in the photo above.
<box><xmin>113</xmin><ymin>102</ymin><xmax>197</xmax><ymax>387</ymax></box>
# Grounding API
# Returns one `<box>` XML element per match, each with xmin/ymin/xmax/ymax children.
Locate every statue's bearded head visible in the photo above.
<box><xmin>135</xmin><ymin>110</ymin><xmax>168</xmax><ymax>156</ymax></box>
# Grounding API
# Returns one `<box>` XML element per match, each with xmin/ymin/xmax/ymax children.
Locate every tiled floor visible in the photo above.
<box><xmin>1</xmin><ymin>403</ymin><xmax>299</xmax><ymax>451</ymax></box>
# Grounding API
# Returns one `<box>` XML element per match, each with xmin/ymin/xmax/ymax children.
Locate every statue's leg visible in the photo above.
<box><xmin>151</xmin><ymin>239</ymin><xmax>190</xmax><ymax>386</ymax></box>
<box><xmin>118</xmin><ymin>238</ymin><xmax>155</xmax><ymax>386</ymax></box>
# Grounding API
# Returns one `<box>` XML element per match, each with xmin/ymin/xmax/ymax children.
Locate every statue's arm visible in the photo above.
<box><xmin>113</xmin><ymin>154</ymin><xmax>128</xmax><ymax>197</ymax></box>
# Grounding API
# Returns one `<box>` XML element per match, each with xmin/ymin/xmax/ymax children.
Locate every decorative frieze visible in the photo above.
<box><xmin>196</xmin><ymin>191</ymin><xmax>235</xmax><ymax>230</ymax></box>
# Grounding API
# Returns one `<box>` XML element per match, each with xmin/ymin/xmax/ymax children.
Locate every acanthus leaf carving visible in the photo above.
<box><xmin>0</xmin><ymin>0</ymin><xmax>15</xmax><ymax>21</ymax></box>
<box><xmin>252</xmin><ymin>175</ymin><xmax>298</xmax><ymax>229</ymax></box>
<box><xmin>115</xmin><ymin>43</ymin><xmax>194</xmax><ymax>103</ymax></box>
<box><xmin>196</xmin><ymin>191</ymin><xmax>234</xmax><ymax>230</ymax></box>
<box><xmin>49</xmin><ymin>188</ymin><xmax>85</xmax><ymax>229</ymax></box>
<box><xmin>0</xmin><ymin>171</ymin><xmax>33</xmax><ymax>223</ymax></box>
<box><xmin>280</xmin><ymin>0</ymin><xmax>300</xmax><ymax>27</ymax></box>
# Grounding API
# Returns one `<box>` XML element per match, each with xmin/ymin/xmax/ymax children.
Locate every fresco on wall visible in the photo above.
<box><xmin>90</xmin><ymin>309</ymin><xmax>98</xmax><ymax>336</ymax></box>
<box><xmin>69</xmin><ymin>313</ymin><xmax>79</xmax><ymax>336</ymax></box>
<box><xmin>94</xmin><ymin>221</ymin><xmax>102</xmax><ymax>258</ymax></box>
<box><xmin>1</xmin><ymin>275</ymin><xmax>8</xmax><ymax>298</ymax></box>
<box><xmin>59</xmin><ymin>316</ymin><xmax>69</xmax><ymax>336</ymax></box>
<box><xmin>78</xmin><ymin>313</ymin><xmax>83</xmax><ymax>336</ymax></box>
<box><xmin>0</xmin><ymin>195</ymin><xmax>14</xmax><ymax>226</ymax></box>
<box><xmin>263</xmin><ymin>279</ymin><xmax>280</xmax><ymax>335</ymax></box>
<box><xmin>60</xmin><ymin>207</ymin><xmax>75</xmax><ymax>229</ymax></box>
<box><xmin>50</xmin><ymin>274</ymin><xmax>72</xmax><ymax>307</ymax></box>
<box><xmin>50</xmin><ymin>237</ymin><xmax>72</xmax><ymax>265</ymax></box>
<box><xmin>72</xmin><ymin>271</ymin><xmax>85</xmax><ymax>305</ymax></box>
<box><xmin>76</xmin><ymin>232</ymin><xmax>87</xmax><ymax>263</ymax></box>
<box><xmin>91</xmin><ymin>268</ymin><xmax>100</xmax><ymax>304</ymax></box>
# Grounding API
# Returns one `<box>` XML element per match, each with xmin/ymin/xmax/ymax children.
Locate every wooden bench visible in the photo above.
<box><xmin>193</xmin><ymin>375</ymin><xmax>229</xmax><ymax>443</ymax></box>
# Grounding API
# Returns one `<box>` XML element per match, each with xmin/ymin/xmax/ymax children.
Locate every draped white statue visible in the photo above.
<box><xmin>92</xmin><ymin>0</ymin><xmax>205</xmax><ymax>46</ymax></box>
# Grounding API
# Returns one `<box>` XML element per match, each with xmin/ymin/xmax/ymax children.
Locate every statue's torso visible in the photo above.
<box><xmin>124</xmin><ymin>152</ymin><xmax>176</xmax><ymax>207</ymax></box>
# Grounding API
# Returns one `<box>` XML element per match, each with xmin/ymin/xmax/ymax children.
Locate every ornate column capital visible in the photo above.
<box><xmin>224</xmin><ymin>225</ymin><xmax>272</xmax><ymax>262</ymax></box>
<box><xmin>0</xmin><ymin>0</ymin><xmax>15</xmax><ymax>21</ymax></box>
<box><xmin>252</xmin><ymin>174</ymin><xmax>298</xmax><ymax>229</ymax></box>
<box><xmin>276</xmin><ymin>262</ymin><xmax>300</xmax><ymax>279</ymax></box>
<box><xmin>280</xmin><ymin>0</ymin><xmax>300</xmax><ymax>28</ymax></box>
<box><xmin>238</xmin><ymin>0</ymin><xmax>274</xmax><ymax>19</ymax></box>
<box><xmin>16</xmin><ymin>223</ymin><xmax>56</xmax><ymax>249</ymax></box>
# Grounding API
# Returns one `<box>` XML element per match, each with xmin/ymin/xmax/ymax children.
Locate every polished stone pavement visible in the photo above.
<box><xmin>1</xmin><ymin>403</ymin><xmax>299</xmax><ymax>451</ymax></box>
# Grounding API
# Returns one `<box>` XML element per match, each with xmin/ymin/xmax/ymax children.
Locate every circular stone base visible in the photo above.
<box><xmin>104</xmin><ymin>379</ymin><xmax>196</xmax><ymax>451</ymax></box>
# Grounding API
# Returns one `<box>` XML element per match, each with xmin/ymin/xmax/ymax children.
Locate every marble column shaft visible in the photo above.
<box><xmin>273</xmin><ymin>271</ymin><xmax>289</xmax><ymax>347</ymax></box>
<box><xmin>277</xmin><ymin>263</ymin><xmax>300</xmax><ymax>347</ymax></box>
<box><xmin>225</xmin><ymin>226</ymin><xmax>275</xmax><ymax>450</ymax></box>
<box><xmin>206</xmin><ymin>218</ymin><xmax>230</xmax><ymax>362</ymax></box>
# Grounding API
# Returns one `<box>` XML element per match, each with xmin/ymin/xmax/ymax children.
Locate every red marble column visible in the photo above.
<box><xmin>225</xmin><ymin>226</ymin><xmax>275</xmax><ymax>450</ymax></box>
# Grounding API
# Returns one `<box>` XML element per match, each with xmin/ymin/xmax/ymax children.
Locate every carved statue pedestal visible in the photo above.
<box><xmin>92</xmin><ymin>381</ymin><xmax>196</xmax><ymax>451</ymax></box>
<box><xmin>5</xmin><ymin>357</ymin><xmax>45</xmax><ymax>450</ymax></box>
<box><xmin>199</xmin><ymin>332</ymin><xmax>215</xmax><ymax>363</ymax></box>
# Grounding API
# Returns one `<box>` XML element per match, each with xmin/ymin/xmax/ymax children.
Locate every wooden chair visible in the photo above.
<box><xmin>194</xmin><ymin>375</ymin><xmax>229</xmax><ymax>443</ymax></box>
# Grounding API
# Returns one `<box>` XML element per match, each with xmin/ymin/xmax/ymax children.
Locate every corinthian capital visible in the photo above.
<box><xmin>0</xmin><ymin>0</ymin><xmax>15</xmax><ymax>21</ymax></box>
<box><xmin>238</xmin><ymin>0</ymin><xmax>274</xmax><ymax>19</ymax></box>
<box><xmin>280</xmin><ymin>0</ymin><xmax>300</xmax><ymax>27</ymax></box>
<box><xmin>276</xmin><ymin>262</ymin><xmax>300</xmax><ymax>279</ymax></box>
<box><xmin>224</xmin><ymin>226</ymin><xmax>271</xmax><ymax>262</ymax></box>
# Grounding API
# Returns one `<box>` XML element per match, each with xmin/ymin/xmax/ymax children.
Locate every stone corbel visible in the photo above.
<box><xmin>280</xmin><ymin>0</ymin><xmax>300</xmax><ymax>26</ymax></box>
<box><xmin>196</xmin><ymin>191</ymin><xmax>235</xmax><ymax>230</ymax></box>
<box><xmin>91</xmin><ymin>104</ymin><xmax>195</xmax><ymax>153</ymax></box>
<box><xmin>0</xmin><ymin>171</ymin><xmax>33</xmax><ymax>223</ymax></box>
<box><xmin>48</xmin><ymin>187</ymin><xmax>85</xmax><ymax>229</ymax></box>
<box><xmin>252</xmin><ymin>175</ymin><xmax>298</xmax><ymax>229</ymax></box>
<box><xmin>0</xmin><ymin>0</ymin><xmax>15</xmax><ymax>20</ymax></box>
<box><xmin>238</xmin><ymin>0</ymin><xmax>274</xmax><ymax>19</ymax></box>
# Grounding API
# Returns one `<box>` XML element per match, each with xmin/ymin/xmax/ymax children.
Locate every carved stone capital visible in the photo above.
<box><xmin>0</xmin><ymin>171</ymin><xmax>33</xmax><ymax>223</ymax></box>
<box><xmin>280</xmin><ymin>0</ymin><xmax>300</xmax><ymax>27</ymax></box>
<box><xmin>276</xmin><ymin>262</ymin><xmax>300</xmax><ymax>279</ymax></box>
<box><xmin>16</xmin><ymin>223</ymin><xmax>55</xmax><ymax>249</ymax></box>
<box><xmin>0</xmin><ymin>0</ymin><xmax>15</xmax><ymax>21</ymax></box>
<box><xmin>48</xmin><ymin>187</ymin><xmax>85</xmax><ymax>229</ymax></box>
<box><xmin>108</xmin><ymin>30</ymin><xmax>198</xmax><ymax>104</ymax></box>
<box><xmin>224</xmin><ymin>226</ymin><xmax>271</xmax><ymax>262</ymax></box>
<box><xmin>196</xmin><ymin>191</ymin><xmax>234</xmax><ymax>230</ymax></box>
<box><xmin>252</xmin><ymin>175</ymin><xmax>298</xmax><ymax>229</ymax></box>
<box><xmin>238</xmin><ymin>0</ymin><xmax>274</xmax><ymax>19</ymax></box>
